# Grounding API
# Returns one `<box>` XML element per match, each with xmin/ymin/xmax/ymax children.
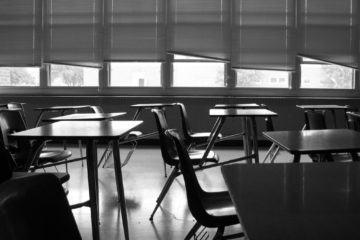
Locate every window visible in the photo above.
<box><xmin>109</xmin><ymin>62</ymin><xmax>161</xmax><ymax>87</ymax></box>
<box><xmin>172</xmin><ymin>55</ymin><xmax>225</xmax><ymax>87</ymax></box>
<box><xmin>49</xmin><ymin>64</ymin><xmax>99</xmax><ymax>87</ymax></box>
<box><xmin>236</xmin><ymin>69</ymin><xmax>290</xmax><ymax>88</ymax></box>
<box><xmin>300</xmin><ymin>58</ymin><xmax>355</xmax><ymax>89</ymax></box>
<box><xmin>0</xmin><ymin>67</ymin><xmax>40</xmax><ymax>86</ymax></box>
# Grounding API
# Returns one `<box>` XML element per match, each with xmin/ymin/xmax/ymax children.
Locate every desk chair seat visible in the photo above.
<box><xmin>166</xmin><ymin>129</ymin><xmax>243</xmax><ymax>240</ymax></box>
<box><xmin>0</xmin><ymin>173</ymin><xmax>81</xmax><ymax>240</ymax></box>
<box><xmin>149</xmin><ymin>109</ymin><xmax>219</xmax><ymax>221</ymax></box>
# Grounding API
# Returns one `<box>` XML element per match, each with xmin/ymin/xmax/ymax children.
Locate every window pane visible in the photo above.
<box><xmin>110</xmin><ymin>62</ymin><xmax>161</xmax><ymax>87</ymax></box>
<box><xmin>0</xmin><ymin>67</ymin><xmax>40</xmax><ymax>86</ymax></box>
<box><xmin>49</xmin><ymin>64</ymin><xmax>99</xmax><ymax>87</ymax></box>
<box><xmin>301</xmin><ymin>64</ymin><xmax>354</xmax><ymax>89</ymax></box>
<box><xmin>236</xmin><ymin>69</ymin><xmax>289</xmax><ymax>88</ymax></box>
<box><xmin>172</xmin><ymin>63</ymin><xmax>225</xmax><ymax>87</ymax></box>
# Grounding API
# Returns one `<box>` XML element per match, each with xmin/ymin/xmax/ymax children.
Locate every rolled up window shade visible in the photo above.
<box><xmin>44</xmin><ymin>0</ymin><xmax>103</xmax><ymax>68</ymax></box>
<box><xmin>0</xmin><ymin>0</ymin><xmax>42</xmax><ymax>66</ymax></box>
<box><xmin>104</xmin><ymin>0</ymin><xmax>166</xmax><ymax>61</ymax></box>
<box><xmin>298</xmin><ymin>0</ymin><xmax>357</xmax><ymax>68</ymax></box>
<box><xmin>232</xmin><ymin>0</ymin><xmax>296</xmax><ymax>71</ymax></box>
<box><xmin>167</xmin><ymin>0</ymin><xmax>230</xmax><ymax>61</ymax></box>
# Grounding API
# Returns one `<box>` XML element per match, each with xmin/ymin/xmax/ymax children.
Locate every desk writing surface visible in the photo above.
<box><xmin>43</xmin><ymin>112</ymin><xmax>126</xmax><ymax>122</ymax></box>
<box><xmin>263</xmin><ymin>129</ymin><xmax>360</xmax><ymax>154</ymax></box>
<box><xmin>222</xmin><ymin>162</ymin><xmax>360</xmax><ymax>240</ymax></box>
<box><xmin>347</xmin><ymin>111</ymin><xmax>360</xmax><ymax>118</ymax></box>
<box><xmin>296</xmin><ymin>105</ymin><xmax>349</xmax><ymax>109</ymax></box>
<box><xmin>34</xmin><ymin>105</ymin><xmax>91</xmax><ymax>111</ymax></box>
<box><xmin>10</xmin><ymin>120</ymin><xmax>143</xmax><ymax>140</ymax></box>
<box><xmin>209</xmin><ymin>108</ymin><xmax>277</xmax><ymax>117</ymax></box>
<box><xmin>130</xmin><ymin>103</ymin><xmax>176</xmax><ymax>108</ymax></box>
<box><xmin>214</xmin><ymin>103</ymin><xmax>261</xmax><ymax>109</ymax></box>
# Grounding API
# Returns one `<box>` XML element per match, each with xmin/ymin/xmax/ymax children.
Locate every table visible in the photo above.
<box><xmin>203</xmin><ymin>108</ymin><xmax>277</xmax><ymax>164</ymax></box>
<box><xmin>221</xmin><ymin>162</ymin><xmax>360</xmax><ymax>240</ymax></box>
<box><xmin>34</xmin><ymin>105</ymin><xmax>91</xmax><ymax>126</ymax></box>
<box><xmin>263</xmin><ymin>129</ymin><xmax>360</xmax><ymax>163</ymax></box>
<box><xmin>9</xmin><ymin>120</ymin><xmax>143</xmax><ymax>240</ymax></box>
<box><xmin>214</xmin><ymin>103</ymin><xmax>262</xmax><ymax>109</ymax></box>
<box><xmin>43</xmin><ymin>112</ymin><xmax>126</xmax><ymax>122</ymax></box>
<box><xmin>296</xmin><ymin>105</ymin><xmax>352</xmax><ymax>129</ymax></box>
<box><xmin>130</xmin><ymin>103</ymin><xmax>177</xmax><ymax>120</ymax></box>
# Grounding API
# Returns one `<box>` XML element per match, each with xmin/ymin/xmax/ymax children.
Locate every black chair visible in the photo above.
<box><xmin>89</xmin><ymin>105</ymin><xmax>142</xmax><ymax>168</ymax></box>
<box><xmin>149</xmin><ymin>108</ymin><xmax>219</xmax><ymax>221</ymax></box>
<box><xmin>166</xmin><ymin>129</ymin><xmax>244</xmax><ymax>240</ymax></box>
<box><xmin>0</xmin><ymin>173</ymin><xmax>81</xmax><ymax>240</ymax></box>
<box><xmin>175</xmin><ymin>102</ymin><xmax>222</xmax><ymax>148</ymax></box>
<box><xmin>347</xmin><ymin>112</ymin><xmax>360</xmax><ymax>131</ymax></box>
<box><xmin>0</xmin><ymin>110</ymin><xmax>71</xmax><ymax>171</ymax></box>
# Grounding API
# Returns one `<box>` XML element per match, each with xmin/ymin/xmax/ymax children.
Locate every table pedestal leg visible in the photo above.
<box><xmin>86</xmin><ymin>140</ymin><xmax>100</xmax><ymax>240</ymax></box>
<box><xmin>112</xmin><ymin>140</ymin><xmax>129</xmax><ymax>240</ymax></box>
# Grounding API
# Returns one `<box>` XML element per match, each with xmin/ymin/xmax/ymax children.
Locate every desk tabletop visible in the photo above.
<box><xmin>214</xmin><ymin>103</ymin><xmax>262</xmax><ymax>109</ymax></box>
<box><xmin>346</xmin><ymin>111</ymin><xmax>360</xmax><ymax>118</ymax></box>
<box><xmin>130</xmin><ymin>103</ymin><xmax>176</xmax><ymax>109</ymax></box>
<box><xmin>263</xmin><ymin>129</ymin><xmax>360</xmax><ymax>154</ymax></box>
<box><xmin>209</xmin><ymin>108</ymin><xmax>277</xmax><ymax>117</ymax></box>
<box><xmin>43</xmin><ymin>112</ymin><xmax>126</xmax><ymax>122</ymax></box>
<box><xmin>296</xmin><ymin>104</ymin><xmax>350</xmax><ymax>110</ymax></box>
<box><xmin>222</xmin><ymin>162</ymin><xmax>360</xmax><ymax>240</ymax></box>
<box><xmin>34</xmin><ymin>105</ymin><xmax>91</xmax><ymax>111</ymax></box>
<box><xmin>9</xmin><ymin>120</ymin><xmax>142</xmax><ymax>140</ymax></box>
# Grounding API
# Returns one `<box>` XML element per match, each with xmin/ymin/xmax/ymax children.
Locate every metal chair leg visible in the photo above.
<box><xmin>184</xmin><ymin>222</ymin><xmax>202</xmax><ymax>240</ymax></box>
<box><xmin>149</xmin><ymin>167</ymin><xmax>179</xmax><ymax>221</ymax></box>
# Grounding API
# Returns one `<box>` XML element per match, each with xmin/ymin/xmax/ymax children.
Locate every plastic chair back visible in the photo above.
<box><xmin>305</xmin><ymin>110</ymin><xmax>327</xmax><ymax>130</ymax></box>
<box><xmin>175</xmin><ymin>103</ymin><xmax>193</xmax><ymax>143</ymax></box>
<box><xmin>7</xmin><ymin>102</ymin><xmax>27</xmax><ymax>128</ymax></box>
<box><xmin>0</xmin><ymin>173</ymin><xmax>82</xmax><ymax>240</ymax></box>
<box><xmin>152</xmin><ymin>109</ymin><xmax>179</xmax><ymax>166</ymax></box>
<box><xmin>90</xmin><ymin>105</ymin><xmax>104</xmax><ymax>113</ymax></box>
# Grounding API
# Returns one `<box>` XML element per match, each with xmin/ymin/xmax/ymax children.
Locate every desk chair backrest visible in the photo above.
<box><xmin>174</xmin><ymin>103</ymin><xmax>193</xmax><ymax>143</ymax></box>
<box><xmin>0</xmin><ymin>110</ymin><xmax>32</xmax><ymax>168</ymax></box>
<box><xmin>0</xmin><ymin>173</ymin><xmax>82</xmax><ymax>240</ymax></box>
<box><xmin>165</xmin><ymin>129</ymin><xmax>219</xmax><ymax>227</ymax></box>
<box><xmin>90</xmin><ymin>105</ymin><xmax>104</xmax><ymax>113</ymax></box>
<box><xmin>7</xmin><ymin>102</ymin><xmax>28</xmax><ymax>128</ymax></box>
<box><xmin>152</xmin><ymin>108</ymin><xmax>178</xmax><ymax>166</ymax></box>
<box><xmin>304</xmin><ymin>110</ymin><xmax>327</xmax><ymax>130</ymax></box>
<box><xmin>347</xmin><ymin>113</ymin><xmax>360</xmax><ymax>131</ymax></box>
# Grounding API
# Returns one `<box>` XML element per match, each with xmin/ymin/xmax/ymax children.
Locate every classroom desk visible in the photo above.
<box><xmin>296</xmin><ymin>105</ymin><xmax>352</xmax><ymax>129</ymax></box>
<box><xmin>34</xmin><ymin>105</ymin><xmax>91</xmax><ymax>126</ymax></box>
<box><xmin>43</xmin><ymin>112</ymin><xmax>126</xmax><ymax>122</ymax></box>
<box><xmin>222</xmin><ymin>162</ymin><xmax>360</xmax><ymax>240</ymax></box>
<box><xmin>214</xmin><ymin>103</ymin><xmax>262</xmax><ymax>109</ymax></box>
<box><xmin>203</xmin><ymin>108</ymin><xmax>277</xmax><ymax>164</ymax></box>
<box><xmin>9</xmin><ymin>120</ymin><xmax>142</xmax><ymax>240</ymax></box>
<box><xmin>263</xmin><ymin>129</ymin><xmax>360</xmax><ymax>163</ymax></box>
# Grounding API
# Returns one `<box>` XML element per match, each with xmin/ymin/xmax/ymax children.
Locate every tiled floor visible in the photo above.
<box><xmin>45</xmin><ymin>144</ymin><xmax>309</xmax><ymax>239</ymax></box>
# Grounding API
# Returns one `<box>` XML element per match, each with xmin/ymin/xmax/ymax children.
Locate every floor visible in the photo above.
<box><xmin>43</xmin><ymin>144</ymin><xmax>311</xmax><ymax>240</ymax></box>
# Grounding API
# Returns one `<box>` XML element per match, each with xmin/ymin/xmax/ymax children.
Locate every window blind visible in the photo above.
<box><xmin>104</xmin><ymin>0</ymin><xmax>166</xmax><ymax>61</ymax></box>
<box><xmin>0</xmin><ymin>0</ymin><xmax>42</xmax><ymax>66</ymax></box>
<box><xmin>298</xmin><ymin>0</ymin><xmax>357</xmax><ymax>68</ymax></box>
<box><xmin>232</xmin><ymin>0</ymin><xmax>296</xmax><ymax>71</ymax></box>
<box><xmin>167</xmin><ymin>0</ymin><xmax>230</xmax><ymax>61</ymax></box>
<box><xmin>43</xmin><ymin>0</ymin><xmax>103</xmax><ymax>68</ymax></box>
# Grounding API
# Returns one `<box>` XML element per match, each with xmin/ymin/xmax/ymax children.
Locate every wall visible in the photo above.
<box><xmin>2</xmin><ymin>96</ymin><xmax>359</xmax><ymax>144</ymax></box>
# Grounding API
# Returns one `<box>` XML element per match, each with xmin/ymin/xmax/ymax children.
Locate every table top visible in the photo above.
<box><xmin>263</xmin><ymin>129</ymin><xmax>360</xmax><ymax>154</ymax></box>
<box><xmin>222</xmin><ymin>162</ymin><xmax>360</xmax><ymax>240</ymax></box>
<box><xmin>209</xmin><ymin>108</ymin><xmax>277</xmax><ymax>117</ymax></box>
<box><xmin>34</xmin><ymin>105</ymin><xmax>91</xmax><ymax>111</ymax></box>
<box><xmin>9</xmin><ymin>120</ymin><xmax>142</xmax><ymax>140</ymax></box>
<box><xmin>296</xmin><ymin>104</ymin><xmax>350</xmax><ymax>110</ymax></box>
<box><xmin>130</xmin><ymin>103</ymin><xmax>176</xmax><ymax>109</ymax></box>
<box><xmin>43</xmin><ymin>112</ymin><xmax>126</xmax><ymax>122</ymax></box>
<box><xmin>214</xmin><ymin>103</ymin><xmax>262</xmax><ymax>109</ymax></box>
<box><xmin>346</xmin><ymin>111</ymin><xmax>360</xmax><ymax>118</ymax></box>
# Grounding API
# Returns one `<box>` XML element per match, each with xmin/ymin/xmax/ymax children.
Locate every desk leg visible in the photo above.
<box><xmin>85</xmin><ymin>140</ymin><xmax>100</xmax><ymax>240</ymax></box>
<box><xmin>250</xmin><ymin>117</ymin><xmax>259</xmax><ymax>163</ymax></box>
<box><xmin>112</xmin><ymin>140</ymin><xmax>130</xmax><ymax>240</ymax></box>
<box><xmin>293</xmin><ymin>154</ymin><xmax>301</xmax><ymax>163</ymax></box>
